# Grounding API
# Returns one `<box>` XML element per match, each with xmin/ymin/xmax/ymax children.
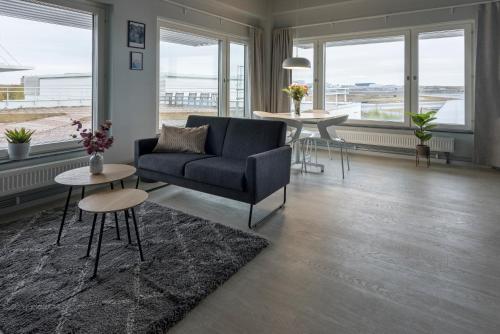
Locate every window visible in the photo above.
<box><xmin>325</xmin><ymin>35</ymin><xmax>406</xmax><ymax>123</ymax></box>
<box><xmin>417</xmin><ymin>29</ymin><xmax>466</xmax><ymax>125</ymax></box>
<box><xmin>314</xmin><ymin>23</ymin><xmax>472</xmax><ymax>129</ymax></box>
<box><xmin>229</xmin><ymin>42</ymin><xmax>247</xmax><ymax>118</ymax></box>
<box><xmin>158</xmin><ymin>24</ymin><xmax>249</xmax><ymax>127</ymax></box>
<box><xmin>291</xmin><ymin>42</ymin><xmax>314</xmax><ymax>111</ymax></box>
<box><xmin>0</xmin><ymin>0</ymin><xmax>96</xmax><ymax>151</ymax></box>
<box><xmin>159</xmin><ymin>28</ymin><xmax>219</xmax><ymax>127</ymax></box>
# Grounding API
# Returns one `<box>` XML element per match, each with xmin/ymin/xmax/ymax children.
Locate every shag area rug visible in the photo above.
<box><xmin>0</xmin><ymin>202</ymin><xmax>268</xmax><ymax>333</ymax></box>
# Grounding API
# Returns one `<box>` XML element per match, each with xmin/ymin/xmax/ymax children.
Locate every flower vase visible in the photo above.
<box><xmin>293</xmin><ymin>99</ymin><xmax>301</xmax><ymax>116</ymax></box>
<box><xmin>89</xmin><ymin>153</ymin><xmax>104</xmax><ymax>175</ymax></box>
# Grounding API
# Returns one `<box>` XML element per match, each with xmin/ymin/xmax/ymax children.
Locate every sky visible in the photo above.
<box><xmin>0</xmin><ymin>15</ymin><xmax>92</xmax><ymax>85</ymax></box>
<box><xmin>293</xmin><ymin>35</ymin><xmax>465</xmax><ymax>87</ymax></box>
<box><xmin>0</xmin><ymin>12</ymin><xmax>464</xmax><ymax>88</ymax></box>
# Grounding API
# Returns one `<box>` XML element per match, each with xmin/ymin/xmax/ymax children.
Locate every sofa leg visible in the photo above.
<box><xmin>248</xmin><ymin>186</ymin><xmax>287</xmax><ymax>229</ymax></box>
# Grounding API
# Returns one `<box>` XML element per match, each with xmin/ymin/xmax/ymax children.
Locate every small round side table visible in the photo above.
<box><xmin>54</xmin><ymin>164</ymin><xmax>136</xmax><ymax>245</ymax></box>
<box><xmin>79</xmin><ymin>188</ymin><xmax>148</xmax><ymax>278</ymax></box>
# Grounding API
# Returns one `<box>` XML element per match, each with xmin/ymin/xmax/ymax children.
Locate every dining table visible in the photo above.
<box><xmin>253</xmin><ymin>110</ymin><xmax>349</xmax><ymax>172</ymax></box>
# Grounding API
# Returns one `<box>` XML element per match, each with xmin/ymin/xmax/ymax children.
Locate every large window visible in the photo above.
<box><xmin>303</xmin><ymin>23</ymin><xmax>472</xmax><ymax>129</ymax></box>
<box><xmin>0</xmin><ymin>1</ymin><xmax>95</xmax><ymax>151</ymax></box>
<box><xmin>291</xmin><ymin>42</ymin><xmax>314</xmax><ymax>111</ymax></box>
<box><xmin>325</xmin><ymin>35</ymin><xmax>406</xmax><ymax>123</ymax></box>
<box><xmin>418</xmin><ymin>29</ymin><xmax>466</xmax><ymax>125</ymax></box>
<box><xmin>159</xmin><ymin>29</ymin><xmax>219</xmax><ymax>127</ymax></box>
<box><xmin>229</xmin><ymin>42</ymin><xmax>247</xmax><ymax>118</ymax></box>
<box><xmin>158</xmin><ymin>24</ymin><xmax>249</xmax><ymax>128</ymax></box>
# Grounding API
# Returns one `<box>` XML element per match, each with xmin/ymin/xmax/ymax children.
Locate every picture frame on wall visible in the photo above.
<box><xmin>130</xmin><ymin>51</ymin><xmax>143</xmax><ymax>70</ymax></box>
<box><xmin>128</xmin><ymin>20</ymin><xmax>145</xmax><ymax>49</ymax></box>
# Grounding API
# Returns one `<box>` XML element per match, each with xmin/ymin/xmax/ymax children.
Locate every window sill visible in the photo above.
<box><xmin>0</xmin><ymin>148</ymin><xmax>86</xmax><ymax>171</ymax></box>
<box><xmin>337</xmin><ymin>123</ymin><xmax>474</xmax><ymax>135</ymax></box>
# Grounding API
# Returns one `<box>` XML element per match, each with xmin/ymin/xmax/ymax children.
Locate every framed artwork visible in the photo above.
<box><xmin>128</xmin><ymin>20</ymin><xmax>145</xmax><ymax>49</ymax></box>
<box><xmin>130</xmin><ymin>51</ymin><xmax>143</xmax><ymax>70</ymax></box>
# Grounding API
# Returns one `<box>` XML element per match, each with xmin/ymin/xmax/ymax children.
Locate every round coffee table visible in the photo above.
<box><xmin>79</xmin><ymin>188</ymin><xmax>148</xmax><ymax>278</ymax></box>
<box><xmin>54</xmin><ymin>164</ymin><xmax>136</xmax><ymax>245</ymax></box>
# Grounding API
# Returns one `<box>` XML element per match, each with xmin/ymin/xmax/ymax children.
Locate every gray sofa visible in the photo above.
<box><xmin>134</xmin><ymin>115</ymin><xmax>292</xmax><ymax>228</ymax></box>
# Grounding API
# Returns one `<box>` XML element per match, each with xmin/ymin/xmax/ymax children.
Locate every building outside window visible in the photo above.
<box><xmin>0</xmin><ymin>0</ymin><xmax>95</xmax><ymax>151</ymax></box>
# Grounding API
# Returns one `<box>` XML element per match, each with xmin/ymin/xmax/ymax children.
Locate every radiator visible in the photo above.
<box><xmin>0</xmin><ymin>157</ymin><xmax>88</xmax><ymax>197</ymax></box>
<box><xmin>336</xmin><ymin>130</ymin><xmax>455</xmax><ymax>153</ymax></box>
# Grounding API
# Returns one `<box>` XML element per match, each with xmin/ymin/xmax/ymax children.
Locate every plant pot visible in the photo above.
<box><xmin>89</xmin><ymin>153</ymin><xmax>104</xmax><ymax>175</ymax></box>
<box><xmin>7</xmin><ymin>142</ymin><xmax>31</xmax><ymax>160</ymax></box>
<box><xmin>293</xmin><ymin>99</ymin><xmax>301</xmax><ymax>116</ymax></box>
<box><xmin>416</xmin><ymin>144</ymin><xmax>430</xmax><ymax>156</ymax></box>
<box><xmin>416</xmin><ymin>144</ymin><xmax>431</xmax><ymax>167</ymax></box>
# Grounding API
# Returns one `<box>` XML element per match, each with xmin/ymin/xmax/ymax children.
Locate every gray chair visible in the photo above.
<box><xmin>200</xmin><ymin>92</ymin><xmax>210</xmax><ymax>106</ymax></box>
<box><xmin>175</xmin><ymin>92</ymin><xmax>184</xmax><ymax>106</ymax></box>
<box><xmin>188</xmin><ymin>92</ymin><xmax>197</xmax><ymax>106</ymax></box>
<box><xmin>165</xmin><ymin>92</ymin><xmax>173</xmax><ymax>105</ymax></box>
<box><xmin>307</xmin><ymin>115</ymin><xmax>351</xmax><ymax>178</ymax></box>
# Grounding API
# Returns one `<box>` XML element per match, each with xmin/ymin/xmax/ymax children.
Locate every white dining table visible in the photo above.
<box><xmin>253</xmin><ymin>110</ymin><xmax>349</xmax><ymax>172</ymax></box>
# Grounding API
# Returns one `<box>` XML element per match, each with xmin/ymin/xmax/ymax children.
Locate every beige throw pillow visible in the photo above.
<box><xmin>154</xmin><ymin>125</ymin><xmax>209</xmax><ymax>154</ymax></box>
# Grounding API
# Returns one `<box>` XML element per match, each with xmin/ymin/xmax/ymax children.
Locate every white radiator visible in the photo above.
<box><xmin>336</xmin><ymin>130</ymin><xmax>455</xmax><ymax>153</ymax></box>
<box><xmin>0</xmin><ymin>157</ymin><xmax>88</xmax><ymax>197</ymax></box>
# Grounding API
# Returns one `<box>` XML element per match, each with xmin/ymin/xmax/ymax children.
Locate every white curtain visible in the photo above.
<box><xmin>270</xmin><ymin>28</ymin><xmax>293</xmax><ymax>113</ymax></box>
<box><xmin>249</xmin><ymin>27</ymin><xmax>267</xmax><ymax>114</ymax></box>
<box><xmin>475</xmin><ymin>2</ymin><xmax>500</xmax><ymax>166</ymax></box>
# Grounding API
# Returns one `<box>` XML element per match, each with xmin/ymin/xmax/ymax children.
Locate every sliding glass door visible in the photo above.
<box><xmin>158</xmin><ymin>24</ymin><xmax>248</xmax><ymax>128</ymax></box>
<box><xmin>228</xmin><ymin>42</ymin><xmax>247</xmax><ymax>118</ymax></box>
<box><xmin>159</xmin><ymin>29</ymin><xmax>219</xmax><ymax>127</ymax></box>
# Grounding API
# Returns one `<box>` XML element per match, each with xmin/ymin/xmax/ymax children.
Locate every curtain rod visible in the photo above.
<box><xmin>161</xmin><ymin>0</ymin><xmax>255</xmax><ymax>29</ymax></box>
<box><xmin>289</xmin><ymin>0</ymin><xmax>499</xmax><ymax>30</ymax></box>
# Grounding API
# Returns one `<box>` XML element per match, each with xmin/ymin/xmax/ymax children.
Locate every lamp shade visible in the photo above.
<box><xmin>282</xmin><ymin>57</ymin><xmax>311</xmax><ymax>70</ymax></box>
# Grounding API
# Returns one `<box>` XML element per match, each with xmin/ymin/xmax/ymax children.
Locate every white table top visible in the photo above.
<box><xmin>253</xmin><ymin>111</ymin><xmax>348</xmax><ymax>123</ymax></box>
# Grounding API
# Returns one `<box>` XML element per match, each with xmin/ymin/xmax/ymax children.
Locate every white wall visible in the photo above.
<box><xmin>84</xmin><ymin>0</ymin><xmax>270</xmax><ymax>163</ymax></box>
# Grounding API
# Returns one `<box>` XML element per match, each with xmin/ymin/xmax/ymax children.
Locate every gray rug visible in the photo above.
<box><xmin>0</xmin><ymin>202</ymin><xmax>268</xmax><ymax>333</ymax></box>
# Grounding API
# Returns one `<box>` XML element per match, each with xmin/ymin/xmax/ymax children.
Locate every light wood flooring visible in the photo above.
<box><xmin>5</xmin><ymin>152</ymin><xmax>500</xmax><ymax>333</ymax></box>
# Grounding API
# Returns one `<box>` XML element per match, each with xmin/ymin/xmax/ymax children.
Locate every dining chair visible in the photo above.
<box><xmin>306</xmin><ymin>115</ymin><xmax>351</xmax><ymax>179</ymax></box>
<box><xmin>254</xmin><ymin>112</ymin><xmax>309</xmax><ymax>172</ymax></box>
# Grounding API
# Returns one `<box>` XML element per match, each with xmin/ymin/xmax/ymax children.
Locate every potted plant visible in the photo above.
<box><xmin>71</xmin><ymin>120</ymin><xmax>114</xmax><ymax>175</ymax></box>
<box><xmin>408</xmin><ymin>110</ymin><xmax>437</xmax><ymax>166</ymax></box>
<box><xmin>5</xmin><ymin>128</ymin><xmax>35</xmax><ymax>160</ymax></box>
<box><xmin>283</xmin><ymin>83</ymin><xmax>309</xmax><ymax>116</ymax></box>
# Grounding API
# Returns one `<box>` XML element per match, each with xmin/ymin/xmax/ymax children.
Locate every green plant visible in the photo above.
<box><xmin>407</xmin><ymin>110</ymin><xmax>437</xmax><ymax>145</ymax></box>
<box><xmin>4</xmin><ymin>128</ymin><xmax>35</xmax><ymax>144</ymax></box>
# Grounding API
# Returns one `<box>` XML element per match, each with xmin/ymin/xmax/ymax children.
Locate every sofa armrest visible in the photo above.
<box><xmin>246</xmin><ymin>146</ymin><xmax>292</xmax><ymax>204</ymax></box>
<box><xmin>134</xmin><ymin>137</ymin><xmax>158</xmax><ymax>167</ymax></box>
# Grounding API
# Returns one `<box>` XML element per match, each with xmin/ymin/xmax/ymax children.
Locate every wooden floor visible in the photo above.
<box><xmin>6</xmin><ymin>152</ymin><xmax>500</xmax><ymax>333</ymax></box>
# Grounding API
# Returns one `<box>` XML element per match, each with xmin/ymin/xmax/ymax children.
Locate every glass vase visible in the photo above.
<box><xmin>293</xmin><ymin>99</ymin><xmax>301</xmax><ymax>116</ymax></box>
<box><xmin>89</xmin><ymin>152</ymin><xmax>104</xmax><ymax>175</ymax></box>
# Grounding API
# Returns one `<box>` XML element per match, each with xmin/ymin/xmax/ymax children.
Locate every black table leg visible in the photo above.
<box><xmin>120</xmin><ymin>180</ymin><xmax>125</xmax><ymax>189</ymax></box>
<box><xmin>86</xmin><ymin>214</ymin><xmax>98</xmax><ymax>257</ymax></box>
<box><xmin>110</xmin><ymin>182</ymin><xmax>114</xmax><ymax>190</ymax></box>
<box><xmin>124</xmin><ymin>210</ymin><xmax>132</xmax><ymax>244</ymax></box>
<box><xmin>78</xmin><ymin>186</ymin><xmax>85</xmax><ymax>222</ymax></box>
<box><xmin>56</xmin><ymin>186</ymin><xmax>73</xmax><ymax>245</ymax></box>
<box><xmin>114</xmin><ymin>212</ymin><xmax>121</xmax><ymax>240</ymax></box>
<box><xmin>93</xmin><ymin>213</ymin><xmax>106</xmax><ymax>278</ymax></box>
<box><xmin>135</xmin><ymin>177</ymin><xmax>140</xmax><ymax>189</ymax></box>
<box><xmin>131</xmin><ymin>208</ymin><xmax>144</xmax><ymax>261</ymax></box>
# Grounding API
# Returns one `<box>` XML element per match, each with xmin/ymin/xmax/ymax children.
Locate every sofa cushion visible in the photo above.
<box><xmin>186</xmin><ymin>116</ymin><xmax>231</xmax><ymax>156</ymax></box>
<box><xmin>154</xmin><ymin>124</ymin><xmax>209</xmax><ymax>154</ymax></box>
<box><xmin>222</xmin><ymin>118</ymin><xmax>287</xmax><ymax>160</ymax></box>
<box><xmin>138</xmin><ymin>153</ymin><xmax>214</xmax><ymax>177</ymax></box>
<box><xmin>185</xmin><ymin>157</ymin><xmax>247</xmax><ymax>191</ymax></box>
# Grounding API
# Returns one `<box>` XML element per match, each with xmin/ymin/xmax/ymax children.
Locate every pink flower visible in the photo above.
<box><xmin>71</xmin><ymin>120</ymin><xmax>114</xmax><ymax>155</ymax></box>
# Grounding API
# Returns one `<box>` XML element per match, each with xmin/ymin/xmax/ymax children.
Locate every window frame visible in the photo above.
<box><xmin>295</xmin><ymin>20</ymin><xmax>474</xmax><ymax>131</ymax></box>
<box><xmin>0</xmin><ymin>0</ymin><xmax>107</xmax><ymax>159</ymax></box>
<box><xmin>156</xmin><ymin>19</ymin><xmax>249</xmax><ymax>130</ymax></box>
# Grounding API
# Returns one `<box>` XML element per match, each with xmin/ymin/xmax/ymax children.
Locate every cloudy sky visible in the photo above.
<box><xmin>0</xmin><ymin>15</ymin><xmax>92</xmax><ymax>85</ymax></box>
